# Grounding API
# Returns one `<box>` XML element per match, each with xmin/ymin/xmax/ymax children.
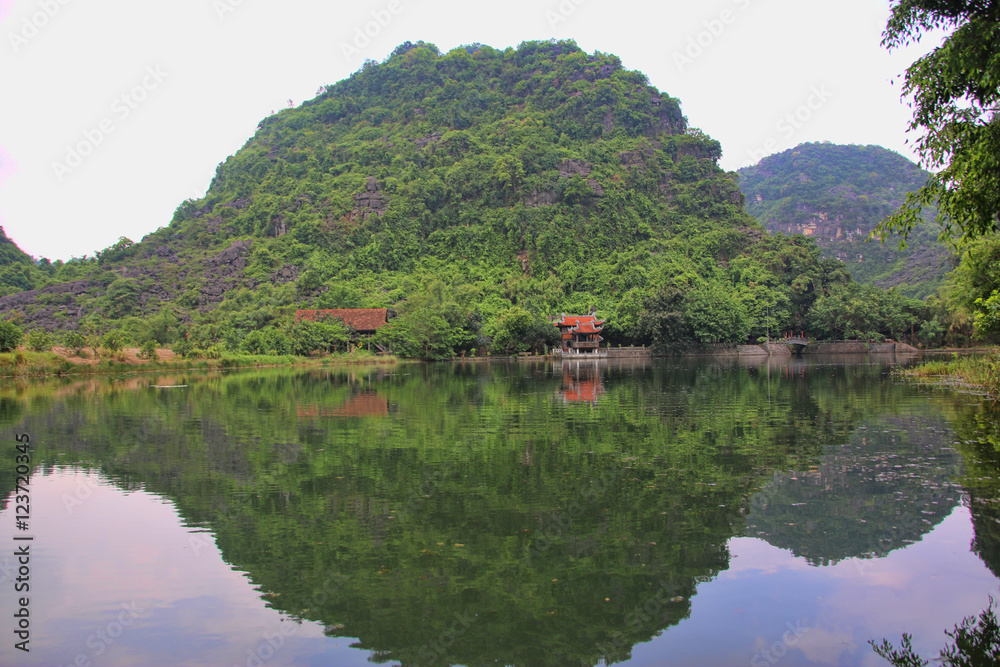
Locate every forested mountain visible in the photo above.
<box><xmin>0</xmin><ymin>226</ymin><xmax>37</xmax><ymax>296</ymax></box>
<box><xmin>737</xmin><ymin>143</ymin><xmax>954</xmax><ymax>299</ymax></box>
<box><xmin>0</xmin><ymin>41</ymin><xmax>854</xmax><ymax>356</ymax></box>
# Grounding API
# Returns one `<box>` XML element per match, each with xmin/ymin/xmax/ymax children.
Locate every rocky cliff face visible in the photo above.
<box><xmin>738</xmin><ymin>143</ymin><xmax>953</xmax><ymax>298</ymax></box>
<box><xmin>762</xmin><ymin>203</ymin><xmax>868</xmax><ymax>262</ymax></box>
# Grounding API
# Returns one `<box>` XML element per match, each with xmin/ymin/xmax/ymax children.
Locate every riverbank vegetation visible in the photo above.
<box><xmin>0</xmin><ymin>341</ymin><xmax>398</xmax><ymax>378</ymax></box>
<box><xmin>899</xmin><ymin>351</ymin><xmax>1000</xmax><ymax>402</ymax></box>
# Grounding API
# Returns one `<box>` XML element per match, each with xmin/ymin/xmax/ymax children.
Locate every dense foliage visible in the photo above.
<box><xmin>0</xmin><ymin>226</ymin><xmax>37</xmax><ymax>297</ymax></box>
<box><xmin>0</xmin><ymin>320</ymin><xmax>22</xmax><ymax>352</ymax></box>
<box><xmin>0</xmin><ymin>41</ymin><xmax>951</xmax><ymax>355</ymax></box>
<box><xmin>878</xmin><ymin>0</ymin><xmax>1000</xmax><ymax>244</ymax></box>
<box><xmin>738</xmin><ymin>143</ymin><xmax>953</xmax><ymax>299</ymax></box>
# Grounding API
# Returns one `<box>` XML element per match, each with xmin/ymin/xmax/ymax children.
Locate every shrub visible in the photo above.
<box><xmin>100</xmin><ymin>330</ymin><xmax>126</xmax><ymax>354</ymax></box>
<box><xmin>172</xmin><ymin>338</ymin><xmax>194</xmax><ymax>358</ymax></box>
<box><xmin>25</xmin><ymin>329</ymin><xmax>53</xmax><ymax>352</ymax></box>
<box><xmin>290</xmin><ymin>319</ymin><xmax>349</xmax><ymax>356</ymax></box>
<box><xmin>138</xmin><ymin>340</ymin><xmax>158</xmax><ymax>360</ymax></box>
<box><xmin>63</xmin><ymin>331</ymin><xmax>87</xmax><ymax>354</ymax></box>
<box><xmin>242</xmin><ymin>328</ymin><xmax>291</xmax><ymax>356</ymax></box>
<box><xmin>0</xmin><ymin>320</ymin><xmax>23</xmax><ymax>352</ymax></box>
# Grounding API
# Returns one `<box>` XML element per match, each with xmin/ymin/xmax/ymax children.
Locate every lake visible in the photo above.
<box><xmin>1</xmin><ymin>355</ymin><xmax>998</xmax><ymax>667</ymax></box>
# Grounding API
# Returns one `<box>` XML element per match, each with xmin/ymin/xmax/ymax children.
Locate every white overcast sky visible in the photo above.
<box><xmin>0</xmin><ymin>0</ymin><xmax>943</xmax><ymax>261</ymax></box>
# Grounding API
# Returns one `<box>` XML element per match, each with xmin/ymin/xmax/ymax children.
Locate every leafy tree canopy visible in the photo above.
<box><xmin>877</xmin><ymin>0</ymin><xmax>1000</xmax><ymax>243</ymax></box>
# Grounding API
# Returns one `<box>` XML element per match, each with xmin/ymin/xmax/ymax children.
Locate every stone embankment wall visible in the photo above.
<box><xmin>553</xmin><ymin>341</ymin><xmax>920</xmax><ymax>359</ymax></box>
<box><xmin>803</xmin><ymin>341</ymin><xmax>919</xmax><ymax>354</ymax></box>
<box><xmin>761</xmin><ymin>342</ymin><xmax>791</xmax><ymax>356</ymax></box>
<box><xmin>605</xmin><ymin>346</ymin><xmax>652</xmax><ymax>358</ymax></box>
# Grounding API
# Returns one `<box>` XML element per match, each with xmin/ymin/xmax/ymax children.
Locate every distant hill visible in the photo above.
<box><xmin>737</xmin><ymin>143</ymin><xmax>954</xmax><ymax>299</ymax></box>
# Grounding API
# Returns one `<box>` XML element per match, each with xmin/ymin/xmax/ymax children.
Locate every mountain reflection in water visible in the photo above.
<box><xmin>0</xmin><ymin>357</ymin><xmax>997</xmax><ymax>666</ymax></box>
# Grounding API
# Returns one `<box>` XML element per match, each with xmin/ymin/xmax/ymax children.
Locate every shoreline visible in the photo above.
<box><xmin>3</xmin><ymin>342</ymin><xmax>995</xmax><ymax>381</ymax></box>
<box><xmin>0</xmin><ymin>346</ymin><xmax>401</xmax><ymax>379</ymax></box>
<box><xmin>895</xmin><ymin>349</ymin><xmax>999</xmax><ymax>401</ymax></box>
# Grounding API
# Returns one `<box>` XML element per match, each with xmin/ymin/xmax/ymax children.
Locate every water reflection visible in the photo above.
<box><xmin>0</xmin><ymin>468</ymin><xmax>350</xmax><ymax>667</ymax></box>
<box><xmin>557</xmin><ymin>359</ymin><xmax>606</xmax><ymax>404</ymax></box>
<box><xmin>0</xmin><ymin>358</ymin><xmax>996</xmax><ymax>666</ymax></box>
<box><xmin>745</xmin><ymin>416</ymin><xmax>962</xmax><ymax>565</ymax></box>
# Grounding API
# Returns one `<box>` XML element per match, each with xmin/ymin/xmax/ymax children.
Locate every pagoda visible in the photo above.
<box><xmin>554</xmin><ymin>312</ymin><xmax>605</xmax><ymax>354</ymax></box>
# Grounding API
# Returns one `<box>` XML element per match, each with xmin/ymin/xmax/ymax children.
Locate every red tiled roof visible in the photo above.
<box><xmin>295</xmin><ymin>309</ymin><xmax>388</xmax><ymax>332</ymax></box>
<box><xmin>573</xmin><ymin>323</ymin><xmax>603</xmax><ymax>334</ymax></box>
<box><xmin>555</xmin><ymin>314</ymin><xmax>605</xmax><ymax>328</ymax></box>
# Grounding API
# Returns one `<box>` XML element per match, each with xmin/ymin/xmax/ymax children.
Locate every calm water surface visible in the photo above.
<box><xmin>1</xmin><ymin>355</ymin><xmax>998</xmax><ymax>667</ymax></box>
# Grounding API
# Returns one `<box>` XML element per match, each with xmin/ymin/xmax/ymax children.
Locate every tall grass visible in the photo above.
<box><xmin>0</xmin><ymin>347</ymin><xmax>401</xmax><ymax>378</ymax></box>
<box><xmin>0</xmin><ymin>350</ymin><xmax>75</xmax><ymax>376</ymax></box>
<box><xmin>901</xmin><ymin>350</ymin><xmax>1000</xmax><ymax>401</ymax></box>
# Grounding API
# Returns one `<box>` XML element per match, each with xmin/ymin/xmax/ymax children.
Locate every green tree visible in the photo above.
<box><xmin>100</xmin><ymin>330</ymin><xmax>126</xmax><ymax>354</ymax></box>
<box><xmin>637</xmin><ymin>287</ymin><xmax>695</xmax><ymax>353</ymax></box>
<box><xmin>242</xmin><ymin>328</ymin><xmax>292</xmax><ymax>356</ymax></box>
<box><xmin>62</xmin><ymin>331</ymin><xmax>87</xmax><ymax>354</ymax></box>
<box><xmin>373</xmin><ymin>317</ymin><xmax>455</xmax><ymax>360</ymax></box>
<box><xmin>289</xmin><ymin>319</ymin><xmax>349</xmax><ymax>356</ymax></box>
<box><xmin>138</xmin><ymin>340</ymin><xmax>159</xmax><ymax>360</ymax></box>
<box><xmin>489</xmin><ymin>307</ymin><xmax>557</xmax><ymax>355</ymax></box>
<box><xmin>685</xmin><ymin>282</ymin><xmax>752</xmax><ymax>344</ymax></box>
<box><xmin>945</xmin><ymin>236</ymin><xmax>1000</xmax><ymax>340</ymax></box>
<box><xmin>807</xmin><ymin>283</ymin><xmax>909</xmax><ymax>341</ymax></box>
<box><xmin>147</xmin><ymin>308</ymin><xmax>180</xmax><ymax>345</ymax></box>
<box><xmin>25</xmin><ymin>329</ymin><xmax>53</xmax><ymax>352</ymax></box>
<box><xmin>105</xmin><ymin>278</ymin><xmax>142</xmax><ymax>319</ymax></box>
<box><xmin>877</xmin><ymin>0</ymin><xmax>1000</xmax><ymax>243</ymax></box>
<box><xmin>97</xmin><ymin>236</ymin><xmax>136</xmax><ymax>264</ymax></box>
<box><xmin>918</xmin><ymin>318</ymin><xmax>945</xmax><ymax>348</ymax></box>
<box><xmin>492</xmin><ymin>155</ymin><xmax>525</xmax><ymax>204</ymax></box>
<box><xmin>0</xmin><ymin>320</ymin><xmax>23</xmax><ymax>352</ymax></box>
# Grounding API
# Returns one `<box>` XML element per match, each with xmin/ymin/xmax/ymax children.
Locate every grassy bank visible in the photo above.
<box><xmin>899</xmin><ymin>349</ymin><xmax>1000</xmax><ymax>401</ymax></box>
<box><xmin>0</xmin><ymin>347</ymin><xmax>399</xmax><ymax>378</ymax></box>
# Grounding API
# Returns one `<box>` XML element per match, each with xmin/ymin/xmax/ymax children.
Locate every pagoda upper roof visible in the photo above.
<box><xmin>555</xmin><ymin>314</ymin><xmax>605</xmax><ymax>328</ymax></box>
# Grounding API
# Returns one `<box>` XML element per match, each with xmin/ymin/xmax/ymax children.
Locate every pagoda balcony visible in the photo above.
<box><xmin>569</xmin><ymin>340</ymin><xmax>600</xmax><ymax>350</ymax></box>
